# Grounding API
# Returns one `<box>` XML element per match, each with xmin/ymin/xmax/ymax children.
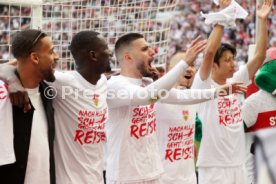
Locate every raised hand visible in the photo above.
<box><xmin>183</xmin><ymin>36</ymin><xmax>207</xmax><ymax>66</ymax></box>
<box><xmin>216</xmin><ymin>82</ymin><xmax>247</xmax><ymax>96</ymax></box>
<box><xmin>256</xmin><ymin>0</ymin><xmax>273</xmax><ymax>19</ymax></box>
<box><xmin>219</xmin><ymin>0</ymin><xmax>232</xmax><ymax>10</ymax></box>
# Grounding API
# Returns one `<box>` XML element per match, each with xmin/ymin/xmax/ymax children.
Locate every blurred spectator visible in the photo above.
<box><xmin>1</xmin><ymin>0</ymin><xmax>276</xmax><ymax>69</ymax></box>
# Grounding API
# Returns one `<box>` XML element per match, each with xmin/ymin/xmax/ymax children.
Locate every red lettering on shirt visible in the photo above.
<box><xmin>165</xmin><ymin>146</ymin><xmax>194</xmax><ymax>162</ymax></box>
<box><xmin>218</xmin><ymin>96</ymin><xmax>242</xmax><ymax>126</ymax></box>
<box><xmin>75</xmin><ymin>108</ymin><xmax>107</xmax><ymax>145</ymax></box>
<box><xmin>130</xmin><ymin>104</ymin><xmax>156</xmax><ymax>139</ymax></box>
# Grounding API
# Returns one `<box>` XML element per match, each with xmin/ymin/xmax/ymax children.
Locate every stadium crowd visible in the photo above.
<box><xmin>0</xmin><ymin>0</ymin><xmax>276</xmax><ymax>66</ymax></box>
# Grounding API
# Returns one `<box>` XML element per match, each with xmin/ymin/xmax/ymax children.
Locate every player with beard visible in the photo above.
<box><xmin>105</xmin><ymin>33</ymin><xmax>206</xmax><ymax>184</ymax></box>
<box><xmin>0</xmin><ymin>31</ymin><xmax>112</xmax><ymax>184</ymax></box>
<box><xmin>0</xmin><ymin>29</ymin><xmax>58</xmax><ymax>184</ymax></box>
<box><xmin>105</xmin><ymin>33</ymin><xmax>244</xmax><ymax>184</ymax></box>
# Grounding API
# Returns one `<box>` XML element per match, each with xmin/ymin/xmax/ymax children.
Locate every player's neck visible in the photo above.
<box><xmin>77</xmin><ymin>68</ymin><xmax>101</xmax><ymax>85</ymax></box>
<box><xmin>212</xmin><ymin>72</ymin><xmax>227</xmax><ymax>85</ymax></box>
<box><xmin>120</xmin><ymin>69</ymin><xmax>142</xmax><ymax>79</ymax></box>
<box><xmin>17</xmin><ymin>64</ymin><xmax>40</xmax><ymax>89</ymax></box>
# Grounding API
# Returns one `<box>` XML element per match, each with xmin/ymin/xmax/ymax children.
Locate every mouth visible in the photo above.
<box><xmin>184</xmin><ymin>75</ymin><xmax>192</xmax><ymax>80</ymax></box>
<box><xmin>51</xmin><ymin>61</ymin><xmax>57</xmax><ymax>71</ymax></box>
<box><xmin>148</xmin><ymin>59</ymin><xmax>153</xmax><ymax>69</ymax></box>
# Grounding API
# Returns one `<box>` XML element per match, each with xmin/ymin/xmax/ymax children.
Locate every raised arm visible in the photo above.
<box><xmin>200</xmin><ymin>0</ymin><xmax>232</xmax><ymax>80</ymax></box>
<box><xmin>108</xmin><ymin>38</ymin><xmax>207</xmax><ymax>108</ymax></box>
<box><xmin>246</xmin><ymin>0</ymin><xmax>272</xmax><ymax>79</ymax></box>
<box><xmin>200</xmin><ymin>25</ymin><xmax>224</xmax><ymax>80</ymax></box>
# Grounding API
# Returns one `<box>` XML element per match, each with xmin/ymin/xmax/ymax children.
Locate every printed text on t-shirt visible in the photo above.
<box><xmin>218</xmin><ymin>96</ymin><xmax>242</xmax><ymax>126</ymax></box>
<box><xmin>74</xmin><ymin>108</ymin><xmax>107</xmax><ymax>145</ymax></box>
<box><xmin>130</xmin><ymin>104</ymin><xmax>156</xmax><ymax>139</ymax></box>
<box><xmin>165</xmin><ymin>124</ymin><xmax>194</xmax><ymax>162</ymax></box>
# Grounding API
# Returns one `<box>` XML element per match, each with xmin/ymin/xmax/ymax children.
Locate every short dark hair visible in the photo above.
<box><xmin>214</xmin><ymin>43</ymin><xmax>236</xmax><ymax>65</ymax></box>
<box><xmin>69</xmin><ymin>31</ymin><xmax>101</xmax><ymax>65</ymax></box>
<box><xmin>115</xmin><ymin>33</ymin><xmax>144</xmax><ymax>57</ymax></box>
<box><xmin>11</xmin><ymin>29</ymin><xmax>47</xmax><ymax>59</ymax></box>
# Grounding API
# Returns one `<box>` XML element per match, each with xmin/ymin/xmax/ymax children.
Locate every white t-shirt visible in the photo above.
<box><xmin>50</xmin><ymin>71</ymin><xmax>107</xmax><ymax>184</ymax></box>
<box><xmin>106</xmin><ymin>75</ymin><xmax>164</xmax><ymax>182</ymax></box>
<box><xmin>24</xmin><ymin>87</ymin><xmax>50</xmax><ymax>184</ymax></box>
<box><xmin>241</xmin><ymin>90</ymin><xmax>276</xmax><ymax>182</ymax></box>
<box><xmin>191</xmin><ymin>66</ymin><xmax>250</xmax><ymax>167</ymax></box>
<box><xmin>0</xmin><ymin>80</ymin><xmax>15</xmax><ymax>166</ymax></box>
<box><xmin>155</xmin><ymin>103</ymin><xmax>197</xmax><ymax>184</ymax></box>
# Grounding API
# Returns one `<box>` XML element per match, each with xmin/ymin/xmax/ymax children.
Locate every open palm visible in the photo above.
<box><xmin>256</xmin><ymin>0</ymin><xmax>273</xmax><ymax>19</ymax></box>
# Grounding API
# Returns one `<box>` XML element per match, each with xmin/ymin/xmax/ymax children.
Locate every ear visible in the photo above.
<box><xmin>30</xmin><ymin>52</ymin><xmax>39</xmax><ymax>64</ymax></box>
<box><xmin>124</xmin><ymin>53</ymin><xmax>132</xmax><ymax>63</ymax></box>
<box><xmin>89</xmin><ymin>51</ymin><xmax>96</xmax><ymax>61</ymax></box>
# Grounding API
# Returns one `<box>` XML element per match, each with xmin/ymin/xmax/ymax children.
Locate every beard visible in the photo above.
<box><xmin>137</xmin><ymin>61</ymin><xmax>153</xmax><ymax>78</ymax></box>
<box><xmin>44</xmin><ymin>69</ymin><xmax>56</xmax><ymax>82</ymax></box>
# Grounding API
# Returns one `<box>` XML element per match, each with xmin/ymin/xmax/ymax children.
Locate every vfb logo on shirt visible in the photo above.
<box><xmin>182</xmin><ymin>110</ymin><xmax>189</xmax><ymax>121</ymax></box>
<box><xmin>92</xmin><ymin>94</ymin><xmax>99</xmax><ymax>107</ymax></box>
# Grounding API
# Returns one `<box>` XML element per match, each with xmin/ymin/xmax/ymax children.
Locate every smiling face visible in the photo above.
<box><xmin>178</xmin><ymin>65</ymin><xmax>196</xmax><ymax>88</ymax></box>
<box><xmin>167</xmin><ymin>52</ymin><xmax>196</xmax><ymax>88</ymax></box>
<box><xmin>34</xmin><ymin>37</ymin><xmax>59</xmax><ymax>82</ymax></box>
<box><xmin>128</xmin><ymin>38</ymin><xmax>156</xmax><ymax>77</ymax></box>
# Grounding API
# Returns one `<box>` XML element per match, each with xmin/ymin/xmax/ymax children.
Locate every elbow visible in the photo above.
<box><xmin>254</xmin><ymin>53</ymin><xmax>266</xmax><ymax>64</ymax></box>
<box><xmin>204</xmin><ymin>50</ymin><xmax>216</xmax><ymax>61</ymax></box>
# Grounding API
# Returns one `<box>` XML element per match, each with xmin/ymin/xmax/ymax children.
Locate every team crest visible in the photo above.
<box><xmin>182</xmin><ymin>110</ymin><xmax>189</xmax><ymax>121</ymax></box>
<box><xmin>92</xmin><ymin>94</ymin><xmax>100</xmax><ymax>107</ymax></box>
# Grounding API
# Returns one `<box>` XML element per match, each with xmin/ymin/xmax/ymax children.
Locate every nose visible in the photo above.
<box><xmin>54</xmin><ymin>52</ymin><xmax>59</xmax><ymax>60</ymax></box>
<box><xmin>187</xmin><ymin>66</ymin><xmax>193</xmax><ymax>72</ymax></box>
<box><xmin>149</xmin><ymin>47</ymin><xmax>155</xmax><ymax>56</ymax></box>
<box><xmin>231</xmin><ymin>60</ymin><xmax>236</xmax><ymax>68</ymax></box>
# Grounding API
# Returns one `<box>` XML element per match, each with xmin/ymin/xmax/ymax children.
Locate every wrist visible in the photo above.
<box><xmin>257</xmin><ymin>16</ymin><xmax>268</xmax><ymax>21</ymax></box>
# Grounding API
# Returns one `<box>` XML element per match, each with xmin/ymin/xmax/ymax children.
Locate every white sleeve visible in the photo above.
<box><xmin>159</xmin><ymin>88</ymin><xmax>216</xmax><ymax>105</ymax></box>
<box><xmin>231</xmin><ymin>65</ymin><xmax>251</xmax><ymax>86</ymax></box>
<box><xmin>107</xmin><ymin>60</ymin><xmax>189</xmax><ymax>108</ymax></box>
<box><xmin>191</xmin><ymin>71</ymin><xmax>212</xmax><ymax>90</ymax></box>
<box><xmin>45</xmin><ymin>71</ymin><xmax>74</xmax><ymax>91</ymax></box>
<box><xmin>0</xmin><ymin>81</ymin><xmax>15</xmax><ymax>166</ymax></box>
<box><xmin>241</xmin><ymin>94</ymin><xmax>259</xmax><ymax>128</ymax></box>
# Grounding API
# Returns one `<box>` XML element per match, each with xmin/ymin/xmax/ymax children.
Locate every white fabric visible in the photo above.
<box><xmin>201</xmin><ymin>0</ymin><xmax>248</xmax><ymax>28</ymax></box>
<box><xmin>198</xmin><ymin>166</ymin><xmax>246</xmax><ymax>184</ymax></box>
<box><xmin>241</xmin><ymin>90</ymin><xmax>276</xmax><ymax>184</ymax></box>
<box><xmin>191</xmin><ymin>65</ymin><xmax>250</xmax><ymax>167</ymax></box>
<box><xmin>107</xmin><ymin>60</ymin><xmax>188</xmax><ymax>108</ymax></box>
<box><xmin>106</xmin><ymin>75</ymin><xmax>163</xmax><ymax>182</ymax></box>
<box><xmin>50</xmin><ymin>71</ymin><xmax>107</xmax><ymax>184</ymax></box>
<box><xmin>107</xmin><ymin>178</ymin><xmax>161</xmax><ymax>184</ymax></box>
<box><xmin>24</xmin><ymin>87</ymin><xmax>50</xmax><ymax>184</ymax></box>
<box><xmin>106</xmin><ymin>60</ymin><xmax>193</xmax><ymax>182</ymax></box>
<box><xmin>255</xmin><ymin>128</ymin><xmax>276</xmax><ymax>184</ymax></box>
<box><xmin>159</xmin><ymin>88</ymin><xmax>216</xmax><ymax>105</ymax></box>
<box><xmin>244</xmin><ymin>132</ymin><xmax>256</xmax><ymax>184</ymax></box>
<box><xmin>155</xmin><ymin>103</ymin><xmax>197</xmax><ymax>184</ymax></box>
<box><xmin>0</xmin><ymin>80</ymin><xmax>15</xmax><ymax>166</ymax></box>
<box><xmin>242</xmin><ymin>90</ymin><xmax>276</xmax><ymax>128</ymax></box>
<box><xmin>257</xmin><ymin>163</ymin><xmax>273</xmax><ymax>184</ymax></box>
